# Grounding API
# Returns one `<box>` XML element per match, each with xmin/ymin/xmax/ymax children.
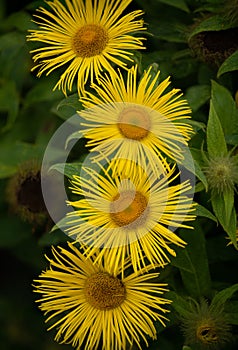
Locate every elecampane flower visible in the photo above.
<box><xmin>79</xmin><ymin>65</ymin><xmax>192</xmax><ymax>169</ymax></box>
<box><xmin>34</xmin><ymin>242</ymin><xmax>171</xmax><ymax>350</ymax></box>
<box><xmin>66</xmin><ymin>160</ymin><xmax>195</xmax><ymax>273</ymax></box>
<box><xmin>27</xmin><ymin>0</ymin><xmax>146</xmax><ymax>95</ymax></box>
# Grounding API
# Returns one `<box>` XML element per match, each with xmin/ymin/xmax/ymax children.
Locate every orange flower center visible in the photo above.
<box><xmin>72</xmin><ymin>24</ymin><xmax>108</xmax><ymax>57</ymax></box>
<box><xmin>110</xmin><ymin>190</ymin><xmax>148</xmax><ymax>227</ymax></box>
<box><xmin>85</xmin><ymin>272</ymin><xmax>126</xmax><ymax>310</ymax></box>
<box><xmin>118</xmin><ymin>107</ymin><xmax>151</xmax><ymax>140</ymax></box>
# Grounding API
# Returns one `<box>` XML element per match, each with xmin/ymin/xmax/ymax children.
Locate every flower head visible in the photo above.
<box><xmin>189</xmin><ymin>27</ymin><xmax>238</xmax><ymax>67</ymax></box>
<box><xmin>27</xmin><ymin>0</ymin><xmax>146</xmax><ymax>94</ymax></box>
<box><xmin>6</xmin><ymin>160</ymin><xmax>48</xmax><ymax>226</ymax></box>
<box><xmin>204</xmin><ymin>155</ymin><xmax>238</xmax><ymax>195</ymax></box>
<box><xmin>79</xmin><ymin>65</ymin><xmax>192</xmax><ymax>171</ymax></box>
<box><xmin>65</xmin><ymin>160</ymin><xmax>195</xmax><ymax>273</ymax></box>
<box><xmin>181</xmin><ymin>299</ymin><xmax>232</xmax><ymax>349</ymax></box>
<box><xmin>34</xmin><ymin>242</ymin><xmax>171</xmax><ymax>350</ymax></box>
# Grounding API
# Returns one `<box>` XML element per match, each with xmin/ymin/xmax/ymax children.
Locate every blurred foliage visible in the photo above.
<box><xmin>0</xmin><ymin>0</ymin><xmax>238</xmax><ymax>349</ymax></box>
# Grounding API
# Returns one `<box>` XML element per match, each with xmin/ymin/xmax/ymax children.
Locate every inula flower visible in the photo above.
<box><xmin>27</xmin><ymin>0</ymin><xmax>146</xmax><ymax>95</ymax></box>
<box><xmin>65</xmin><ymin>160</ymin><xmax>195</xmax><ymax>273</ymax></box>
<box><xmin>181</xmin><ymin>299</ymin><xmax>232</xmax><ymax>349</ymax></box>
<box><xmin>204</xmin><ymin>155</ymin><xmax>238</xmax><ymax>195</ymax></box>
<box><xmin>34</xmin><ymin>242</ymin><xmax>171</xmax><ymax>350</ymax></box>
<box><xmin>79</xmin><ymin>65</ymin><xmax>192</xmax><ymax>171</ymax></box>
<box><xmin>6</xmin><ymin>160</ymin><xmax>47</xmax><ymax>226</ymax></box>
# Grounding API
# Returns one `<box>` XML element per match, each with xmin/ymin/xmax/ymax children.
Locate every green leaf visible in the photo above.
<box><xmin>53</xmin><ymin>94</ymin><xmax>83</xmax><ymax>120</ymax></box>
<box><xmin>211</xmin><ymin>283</ymin><xmax>238</xmax><ymax>309</ymax></box>
<box><xmin>188</xmin><ymin>15</ymin><xmax>235</xmax><ymax>40</ymax></box>
<box><xmin>38</xmin><ymin>229</ymin><xmax>69</xmax><ymax>246</ymax></box>
<box><xmin>224</xmin><ymin>301</ymin><xmax>238</xmax><ymax>325</ymax></box>
<box><xmin>207</xmin><ymin>101</ymin><xmax>227</xmax><ymax>158</ymax></box>
<box><xmin>166</xmin><ymin>291</ymin><xmax>192</xmax><ymax>318</ymax></box>
<box><xmin>195</xmin><ymin>203</ymin><xmax>217</xmax><ymax>223</ymax></box>
<box><xmin>225</xmin><ymin>134</ymin><xmax>238</xmax><ymax>145</ymax></box>
<box><xmin>187</xmin><ymin>120</ymin><xmax>206</xmax><ymax>132</ymax></box>
<box><xmin>157</xmin><ymin>0</ymin><xmax>189</xmax><ymax>13</ymax></box>
<box><xmin>211</xmin><ymin>193</ymin><xmax>237</xmax><ymax>248</ymax></box>
<box><xmin>217</xmin><ymin>50</ymin><xmax>238</xmax><ymax>77</ymax></box>
<box><xmin>185</xmin><ymin>85</ymin><xmax>210</xmax><ymax>112</ymax></box>
<box><xmin>51</xmin><ymin>215</ymin><xmax>74</xmax><ymax>233</ymax></box>
<box><xmin>0</xmin><ymin>80</ymin><xmax>19</xmax><ymax>132</ymax></box>
<box><xmin>171</xmin><ymin>224</ymin><xmax>212</xmax><ymax>298</ymax></box>
<box><xmin>0</xmin><ymin>10</ymin><xmax>33</xmax><ymax>32</ymax></box>
<box><xmin>149</xmin><ymin>20</ymin><xmax>187</xmax><ymax>43</ymax></box>
<box><xmin>0</xmin><ymin>32</ymin><xmax>30</xmax><ymax>88</ymax></box>
<box><xmin>24</xmin><ymin>79</ymin><xmax>62</xmax><ymax>106</ymax></box>
<box><xmin>183</xmin><ymin>148</ymin><xmax>208</xmax><ymax>191</ymax></box>
<box><xmin>0</xmin><ymin>141</ymin><xmax>45</xmax><ymax>178</ymax></box>
<box><xmin>49</xmin><ymin>162</ymin><xmax>83</xmax><ymax>179</ymax></box>
<box><xmin>211</xmin><ymin>80</ymin><xmax>238</xmax><ymax>135</ymax></box>
<box><xmin>0</xmin><ymin>215</ymin><xmax>30</xmax><ymax>247</ymax></box>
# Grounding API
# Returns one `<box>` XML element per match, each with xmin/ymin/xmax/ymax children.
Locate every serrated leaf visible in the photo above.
<box><xmin>211</xmin><ymin>283</ymin><xmax>238</xmax><ymax>309</ymax></box>
<box><xmin>49</xmin><ymin>162</ymin><xmax>82</xmax><ymax>179</ymax></box>
<box><xmin>207</xmin><ymin>101</ymin><xmax>227</xmax><ymax>158</ymax></box>
<box><xmin>195</xmin><ymin>203</ymin><xmax>217</xmax><ymax>223</ymax></box>
<box><xmin>171</xmin><ymin>224</ymin><xmax>211</xmax><ymax>298</ymax></box>
<box><xmin>211</xmin><ymin>80</ymin><xmax>238</xmax><ymax>135</ymax></box>
<box><xmin>217</xmin><ymin>50</ymin><xmax>238</xmax><ymax>77</ymax></box>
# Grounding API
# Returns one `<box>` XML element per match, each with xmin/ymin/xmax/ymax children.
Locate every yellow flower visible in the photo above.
<box><xmin>27</xmin><ymin>0</ymin><xmax>146</xmax><ymax>95</ymax></box>
<box><xmin>79</xmin><ymin>65</ymin><xmax>192</xmax><ymax>170</ymax></box>
<box><xmin>34</xmin><ymin>242</ymin><xmax>171</xmax><ymax>350</ymax></box>
<box><xmin>66</xmin><ymin>160</ymin><xmax>195</xmax><ymax>273</ymax></box>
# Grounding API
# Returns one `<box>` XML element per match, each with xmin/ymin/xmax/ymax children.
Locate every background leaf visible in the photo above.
<box><xmin>211</xmin><ymin>284</ymin><xmax>238</xmax><ymax>309</ymax></box>
<box><xmin>217</xmin><ymin>50</ymin><xmax>238</xmax><ymax>77</ymax></box>
<box><xmin>171</xmin><ymin>223</ymin><xmax>212</xmax><ymax>298</ymax></box>
<box><xmin>206</xmin><ymin>101</ymin><xmax>227</xmax><ymax>158</ymax></box>
<box><xmin>188</xmin><ymin>15</ymin><xmax>235</xmax><ymax>39</ymax></box>
<box><xmin>210</xmin><ymin>80</ymin><xmax>238</xmax><ymax>136</ymax></box>
<box><xmin>211</xmin><ymin>193</ymin><xmax>237</xmax><ymax>248</ymax></box>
